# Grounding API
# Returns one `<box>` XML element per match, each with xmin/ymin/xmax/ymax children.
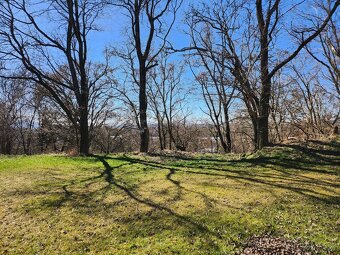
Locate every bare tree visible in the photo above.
<box><xmin>306</xmin><ymin>0</ymin><xmax>339</xmax><ymax>98</ymax></box>
<box><xmin>269</xmin><ymin>70</ymin><xmax>289</xmax><ymax>143</ymax></box>
<box><xmin>171</xmin><ymin>116</ymin><xmax>198</xmax><ymax>152</ymax></box>
<box><xmin>187</xmin><ymin>23</ymin><xmax>236</xmax><ymax>153</ymax></box>
<box><xmin>184</xmin><ymin>0</ymin><xmax>339</xmax><ymax>149</ymax></box>
<box><xmin>147</xmin><ymin>52</ymin><xmax>187</xmax><ymax>150</ymax></box>
<box><xmin>284</xmin><ymin>59</ymin><xmax>338</xmax><ymax>139</ymax></box>
<box><xmin>0</xmin><ymin>75</ymin><xmax>40</xmax><ymax>155</ymax></box>
<box><xmin>112</xmin><ymin>0</ymin><xmax>182</xmax><ymax>152</ymax></box>
<box><xmin>0</xmin><ymin>0</ymin><xmax>109</xmax><ymax>155</ymax></box>
<box><xmin>0</xmin><ymin>78</ymin><xmax>24</xmax><ymax>154</ymax></box>
<box><xmin>254</xmin><ymin>0</ymin><xmax>338</xmax><ymax>148</ymax></box>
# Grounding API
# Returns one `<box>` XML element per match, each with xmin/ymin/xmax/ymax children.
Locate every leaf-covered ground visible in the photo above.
<box><xmin>0</xmin><ymin>139</ymin><xmax>339</xmax><ymax>254</ymax></box>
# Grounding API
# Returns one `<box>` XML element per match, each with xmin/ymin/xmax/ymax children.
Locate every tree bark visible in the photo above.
<box><xmin>139</xmin><ymin>65</ymin><xmax>149</xmax><ymax>153</ymax></box>
<box><xmin>224</xmin><ymin>110</ymin><xmax>232</xmax><ymax>153</ymax></box>
<box><xmin>79</xmin><ymin>105</ymin><xmax>89</xmax><ymax>156</ymax></box>
<box><xmin>257</xmin><ymin>81</ymin><xmax>271</xmax><ymax>149</ymax></box>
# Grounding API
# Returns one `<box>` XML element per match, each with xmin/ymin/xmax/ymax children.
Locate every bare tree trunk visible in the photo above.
<box><xmin>139</xmin><ymin>65</ymin><xmax>149</xmax><ymax>152</ymax></box>
<box><xmin>156</xmin><ymin>117</ymin><xmax>164</xmax><ymax>150</ymax></box>
<box><xmin>79</xmin><ymin>105</ymin><xmax>89</xmax><ymax>155</ymax></box>
<box><xmin>0</xmin><ymin>0</ymin><xmax>109</xmax><ymax>156</ymax></box>
<box><xmin>223</xmin><ymin>107</ymin><xmax>232</xmax><ymax>152</ymax></box>
<box><xmin>113</xmin><ymin>0</ymin><xmax>181</xmax><ymax>153</ymax></box>
<box><xmin>257</xmin><ymin>81</ymin><xmax>271</xmax><ymax>148</ymax></box>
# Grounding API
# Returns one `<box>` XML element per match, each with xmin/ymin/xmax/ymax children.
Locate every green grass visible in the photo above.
<box><xmin>0</xmin><ymin>140</ymin><xmax>339</xmax><ymax>254</ymax></box>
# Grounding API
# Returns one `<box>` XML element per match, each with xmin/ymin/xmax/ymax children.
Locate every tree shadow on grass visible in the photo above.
<box><xmin>68</xmin><ymin>155</ymin><xmax>337</xmax><ymax>233</ymax></box>
<box><xmin>94</xmin><ymin>155</ymin><xmax>217</xmax><ymax>221</ymax></box>
<box><xmin>152</xmin><ymin>139</ymin><xmax>340</xmax><ymax>167</ymax></box>
<box><xmin>12</xmin><ymin>156</ymin><xmax>222</xmax><ymax>247</ymax></box>
<box><xmin>9</xmin><ymin>143</ymin><xmax>339</xmax><ymax>252</ymax></box>
<box><xmin>86</xmin><ymin>153</ymin><xmax>339</xmax><ymax>254</ymax></box>
<box><xmin>89</xmin><ymin>155</ymin><xmax>224</xmax><ymax>250</ymax></box>
<box><xmin>1</xmin><ymin>147</ymin><xmax>340</xmax><ymax>253</ymax></box>
<box><xmin>11</xmin><ymin>144</ymin><xmax>339</xmax><ymax>213</ymax></box>
<box><xmin>104</xmin><ymin>152</ymin><xmax>339</xmax><ymax>206</ymax></box>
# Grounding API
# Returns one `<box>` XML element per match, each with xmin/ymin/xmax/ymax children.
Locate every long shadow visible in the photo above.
<box><xmin>144</xmin><ymin>153</ymin><xmax>339</xmax><ymax>189</ymax></box>
<box><xmin>307</xmin><ymin>139</ymin><xmax>340</xmax><ymax>150</ymax></box>
<box><xmin>279</xmin><ymin>143</ymin><xmax>340</xmax><ymax>160</ymax></box>
<box><xmin>224</xmin><ymin>142</ymin><xmax>339</xmax><ymax>174</ymax></box>
<box><xmin>106</xmin><ymin>155</ymin><xmax>217</xmax><ymax>206</ymax></box>
<box><xmin>149</xmin><ymin>151</ymin><xmax>235</xmax><ymax>163</ymax></box>
<box><xmin>229</xmin><ymin>157</ymin><xmax>336</xmax><ymax>174</ymax></box>
<box><xmin>16</xmin><ymin>141</ymin><xmax>340</xmax><ymax>221</ymax></box>
<box><xmin>100</xmin><ymin>155</ymin><xmax>235</xmax><ymax>208</ymax></box>
<box><xmin>95</xmin><ymin>154</ymin><xmax>339</xmax><ymax>206</ymax></box>
<box><xmin>15</xmin><ymin>150</ymin><xmax>338</xmax><ymax>214</ymax></box>
<box><xmin>94</xmin><ymin>155</ymin><xmax>223</xmax><ymax>245</ymax></box>
<box><xmin>152</xmin><ymin>141</ymin><xmax>340</xmax><ymax>173</ymax></box>
<box><xmin>9</xmin><ymin>146</ymin><xmax>339</xmax><ymax>254</ymax></box>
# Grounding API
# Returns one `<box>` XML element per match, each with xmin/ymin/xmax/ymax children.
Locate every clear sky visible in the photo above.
<box><xmin>83</xmin><ymin>0</ymin><xmax>337</xmax><ymax>121</ymax></box>
<box><xmin>87</xmin><ymin>1</ymin><xmax>194</xmax><ymax>61</ymax></box>
<box><xmin>86</xmin><ymin>1</ymin><xmax>207</xmax><ymax>120</ymax></box>
<box><xmin>3</xmin><ymin>0</ymin><xmax>337</xmax><ymax>121</ymax></box>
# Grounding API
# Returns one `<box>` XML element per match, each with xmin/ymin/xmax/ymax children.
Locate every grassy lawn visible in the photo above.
<box><xmin>0</xmin><ymin>140</ymin><xmax>339</xmax><ymax>254</ymax></box>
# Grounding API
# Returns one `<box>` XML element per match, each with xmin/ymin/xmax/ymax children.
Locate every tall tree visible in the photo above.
<box><xmin>147</xmin><ymin>52</ymin><xmax>187</xmax><ymax>150</ymax></box>
<box><xmin>0</xmin><ymin>0</ymin><xmax>109</xmax><ymax>155</ymax></box>
<box><xmin>186</xmin><ymin>0</ymin><xmax>339</xmax><ymax>149</ymax></box>
<box><xmin>187</xmin><ymin>24</ymin><xmax>235</xmax><ymax>153</ymax></box>
<box><xmin>112</xmin><ymin>0</ymin><xmax>182</xmax><ymax>152</ymax></box>
<box><xmin>306</xmin><ymin>0</ymin><xmax>339</xmax><ymax>98</ymax></box>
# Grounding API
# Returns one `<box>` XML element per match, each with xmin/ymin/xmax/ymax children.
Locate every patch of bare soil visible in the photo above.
<box><xmin>240</xmin><ymin>235</ymin><xmax>324</xmax><ymax>255</ymax></box>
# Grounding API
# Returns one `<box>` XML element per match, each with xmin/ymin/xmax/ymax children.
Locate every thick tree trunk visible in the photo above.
<box><xmin>256</xmin><ymin>0</ymin><xmax>271</xmax><ymax>150</ymax></box>
<box><xmin>167</xmin><ymin>120</ymin><xmax>174</xmax><ymax>150</ymax></box>
<box><xmin>79</xmin><ymin>105</ymin><xmax>89</xmax><ymax>156</ymax></box>
<box><xmin>5</xmin><ymin>136</ymin><xmax>12</xmax><ymax>155</ymax></box>
<box><xmin>257</xmin><ymin>92</ymin><xmax>271</xmax><ymax>149</ymax></box>
<box><xmin>257</xmin><ymin>82</ymin><xmax>271</xmax><ymax>149</ymax></box>
<box><xmin>257</xmin><ymin>113</ymin><xmax>269</xmax><ymax>149</ymax></box>
<box><xmin>139</xmin><ymin>66</ymin><xmax>149</xmax><ymax>153</ymax></box>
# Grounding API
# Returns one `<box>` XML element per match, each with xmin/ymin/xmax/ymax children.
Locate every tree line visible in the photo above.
<box><xmin>0</xmin><ymin>0</ymin><xmax>338</xmax><ymax>155</ymax></box>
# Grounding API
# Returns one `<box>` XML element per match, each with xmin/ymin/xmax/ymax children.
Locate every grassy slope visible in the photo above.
<box><xmin>0</xmin><ymin>139</ymin><xmax>339</xmax><ymax>254</ymax></box>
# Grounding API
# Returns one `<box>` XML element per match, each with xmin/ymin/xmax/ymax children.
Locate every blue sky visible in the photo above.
<box><xmin>86</xmin><ymin>1</ymin><xmax>207</xmax><ymax>119</ymax></box>
<box><xmin>3</xmin><ymin>0</ymin><xmax>337</xmax><ymax>121</ymax></box>
<box><xmin>82</xmin><ymin>0</ymin><xmax>338</xmax><ymax>120</ymax></box>
<box><xmin>87</xmin><ymin>1</ymin><xmax>193</xmax><ymax>61</ymax></box>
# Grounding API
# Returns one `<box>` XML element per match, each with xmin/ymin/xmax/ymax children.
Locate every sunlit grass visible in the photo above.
<box><xmin>0</xmin><ymin>140</ymin><xmax>339</xmax><ymax>254</ymax></box>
